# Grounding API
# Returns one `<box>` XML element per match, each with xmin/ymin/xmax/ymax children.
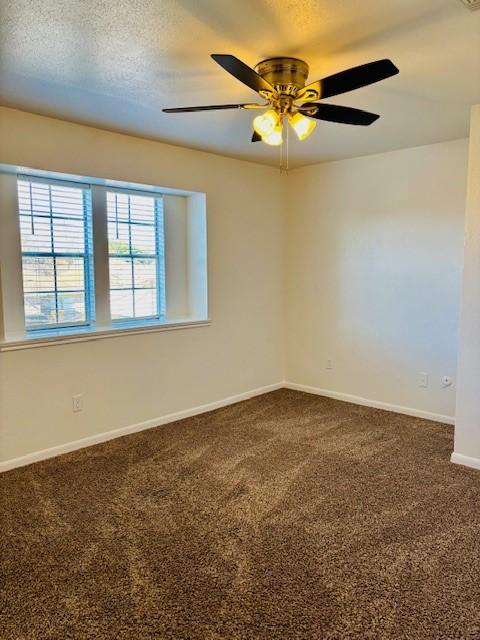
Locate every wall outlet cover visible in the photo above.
<box><xmin>418</xmin><ymin>372</ymin><xmax>429</xmax><ymax>388</ymax></box>
<box><xmin>72</xmin><ymin>394</ymin><xmax>83</xmax><ymax>412</ymax></box>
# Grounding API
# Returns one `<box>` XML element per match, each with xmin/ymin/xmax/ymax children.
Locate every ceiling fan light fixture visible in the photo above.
<box><xmin>262</xmin><ymin>122</ymin><xmax>283</xmax><ymax>146</ymax></box>
<box><xmin>253</xmin><ymin>109</ymin><xmax>280</xmax><ymax>137</ymax></box>
<box><xmin>164</xmin><ymin>54</ymin><xmax>399</xmax><ymax>151</ymax></box>
<box><xmin>289</xmin><ymin>112</ymin><xmax>316</xmax><ymax>141</ymax></box>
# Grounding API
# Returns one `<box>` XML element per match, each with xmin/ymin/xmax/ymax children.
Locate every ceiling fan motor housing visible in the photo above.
<box><xmin>255</xmin><ymin>57</ymin><xmax>309</xmax><ymax>97</ymax></box>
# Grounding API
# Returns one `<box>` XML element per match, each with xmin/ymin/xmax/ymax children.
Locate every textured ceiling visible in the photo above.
<box><xmin>1</xmin><ymin>0</ymin><xmax>479</xmax><ymax>168</ymax></box>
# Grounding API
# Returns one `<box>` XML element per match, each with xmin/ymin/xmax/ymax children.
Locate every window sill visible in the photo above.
<box><xmin>0</xmin><ymin>318</ymin><xmax>211</xmax><ymax>351</ymax></box>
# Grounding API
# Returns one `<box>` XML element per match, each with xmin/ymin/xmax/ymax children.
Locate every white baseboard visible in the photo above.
<box><xmin>0</xmin><ymin>382</ymin><xmax>283</xmax><ymax>473</ymax></box>
<box><xmin>284</xmin><ymin>381</ymin><xmax>455</xmax><ymax>425</ymax></box>
<box><xmin>1</xmin><ymin>380</ymin><xmax>457</xmax><ymax>474</ymax></box>
<box><xmin>450</xmin><ymin>452</ymin><xmax>480</xmax><ymax>471</ymax></box>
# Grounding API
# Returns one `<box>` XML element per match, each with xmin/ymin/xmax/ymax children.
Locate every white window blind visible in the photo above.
<box><xmin>17</xmin><ymin>177</ymin><xmax>94</xmax><ymax>330</ymax></box>
<box><xmin>107</xmin><ymin>191</ymin><xmax>165</xmax><ymax>321</ymax></box>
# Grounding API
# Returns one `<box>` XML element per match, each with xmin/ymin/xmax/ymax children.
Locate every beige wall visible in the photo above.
<box><xmin>0</xmin><ymin>106</ymin><xmax>471</xmax><ymax>467</ymax></box>
<box><xmin>286</xmin><ymin>139</ymin><xmax>468</xmax><ymax>418</ymax></box>
<box><xmin>453</xmin><ymin>105</ymin><xmax>480</xmax><ymax>467</ymax></box>
<box><xmin>0</xmin><ymin>107</ymin><xmax>286</xmax><ymax>462</ymax></box>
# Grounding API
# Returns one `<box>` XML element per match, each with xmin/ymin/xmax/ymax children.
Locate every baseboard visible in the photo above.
<box><xmin>284</xmin><ymin>381</ymin><xmax>455</xmax><ymax>425</ymax></box>
<box><xmin>0</xmin><ymin>382</ymin><xmax>284</xmax><ymax>473</ymax></box>
<box><xmin>1</xmin><ymin>380</ymin><xmax>456</xmax><ymax>474</ymax></box>
<box><xmin>450</xmin><ymin>452</ymin><xmax>480</xmax><ymax>471</ymax></box>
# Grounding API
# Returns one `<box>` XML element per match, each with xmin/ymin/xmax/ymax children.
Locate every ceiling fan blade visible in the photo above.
<box><xmin>302</xmin><ymin>103</ymin><xmax>380</xmax><ymax>126</ymax></box>
<box><xmin>252</xmin><ymin>131</ymin><xmax>262</xmax><ymax>142</ymax></box>
<box><xmin>211</xmin><ymin>54</ymin><xmax>275</xmax><ymax>96</ymax></box>
<box><xmin>298</xmin><ymin>59</ymin><xmax>399</xmax><ymax>101</ymax></box>
<box><xmin>163</xmin><ymin>104</ymin><xmax>250</xmax><ymax>113</ymax></box>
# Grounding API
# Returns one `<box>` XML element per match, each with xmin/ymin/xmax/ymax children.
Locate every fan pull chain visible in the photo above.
<box><xmin>286</xmin><ymin>121</ymin><xmax>290</xmax><ymax>174</ymax></box>
<box><xmin>279</xmin><ymin>129</ymin><xmax>283</xmax><ymax>173</ymax></box>
<box><xmin>279</xmin><ymin>117</ymin><xmax>289</xmax><ymax>175</ymax></box>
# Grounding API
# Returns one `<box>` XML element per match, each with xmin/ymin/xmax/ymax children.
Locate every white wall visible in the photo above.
<box><xmin>162</xmin><ymin>193</ymin><xmax>208</xmax><ymax>322</ymax></box>
<box><xmin>0</xmin><ymin>107</ymin><xmax>286</xmax><ymax>463</ymax></box>
<box><xmin>453</xmin><ymin>105</ymin><xmax>480</xmax><ymax>468</ymax></box>
<box><xmin>286</xmin><ymin>139</ymin><xmax>468</xmax><ymax>419</ymax></box>
<box><xmin>163</xmin><ymin>195</ymin><xmax>188</xmax><ymax>320</ymax></box>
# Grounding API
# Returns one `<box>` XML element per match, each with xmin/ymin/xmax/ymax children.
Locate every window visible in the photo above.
<box><xmin>107</xmin><ymin>191</ymin><xmax>165</xmax><ymax>322</ymax></box>
<box><xmin>17</xmin><ymin>178</ymin><xmax>94</xmax><ymax>330</ymax></box>
<box><xmin>0</xmin><ymin>168</ymin><xmax>208</xmax><ymax>348</ymax></box>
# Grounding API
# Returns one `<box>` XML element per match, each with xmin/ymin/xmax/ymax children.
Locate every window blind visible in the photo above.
<box><xmin>17</xmin><ymin>177</ymin><xmax>94</xmax><ymax>329</ymax></box>
<box><xmin>107</xmin><ymin>191</ymin><xmax>165</xmax><ymax>321</ymax></box>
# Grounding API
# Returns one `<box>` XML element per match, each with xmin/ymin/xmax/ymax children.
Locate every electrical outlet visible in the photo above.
<box><xmin>326</xmin><ymin>359</ymin><xmax>334</xmax><ymax>370</ymax></box>
<box><xmin>72</xmin><ymin>394</ymin><xmax>83</xmax><ymax>412</ymax></box>
<box><xmin>418</xmin><ymin>372</ymin><xmax>429</xmax><ymax>388</ymax></box>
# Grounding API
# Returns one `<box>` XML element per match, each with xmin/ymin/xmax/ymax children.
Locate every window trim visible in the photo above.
<box><xmin>0</xmin><ymin>166</ymin><xmax>209</xmax><ymax>346</ymax></box>
<box><xmin>0</xmin><ymin>318</ymin><xmax>211</xmax><ymax>352</ymax></box>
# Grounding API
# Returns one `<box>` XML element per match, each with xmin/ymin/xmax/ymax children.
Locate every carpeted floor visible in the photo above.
<box><xmin>2</xmin><ymin>389</ymin><xmax>480</xmax><ymax>639</ymax></box>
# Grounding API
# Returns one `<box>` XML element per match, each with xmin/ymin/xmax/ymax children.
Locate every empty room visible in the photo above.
<box><xmin>2</xmin><ymin>1</ymin><xmax>480</xmax><ymax>638</ymax></box>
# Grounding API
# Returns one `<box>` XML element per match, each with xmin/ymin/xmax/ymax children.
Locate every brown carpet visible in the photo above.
<box><xmin>2</xmin><ymin>389</ymin><xmax>480</xmax><ymax>639</ymax></box>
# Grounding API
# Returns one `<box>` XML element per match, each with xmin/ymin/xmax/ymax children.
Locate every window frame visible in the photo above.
<box><xmin>0</xmin><ymin>167</ymin><xmax>209</xmax><ymax>350</ymax></box>
<box><xmin>106</xmin><ymin>188</ymin><xmax>166</xmax><ymax>325</ymax></box>
<box><xmin>17</xmin><ymin>175</ymin><xmax>95</xmax><ymax>332</ymax></box>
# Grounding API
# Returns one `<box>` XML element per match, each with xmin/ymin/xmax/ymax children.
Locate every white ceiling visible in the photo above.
<box><xmin>1</xmin><ymin>0</ymin><xmax>479</xmax><ymax>168</ymax></box>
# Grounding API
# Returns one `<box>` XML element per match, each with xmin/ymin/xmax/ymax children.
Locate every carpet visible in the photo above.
<box><xmin>2</xmin><ymin>389</ymin><xmax>480</xmax><ymax>639</ymax></box>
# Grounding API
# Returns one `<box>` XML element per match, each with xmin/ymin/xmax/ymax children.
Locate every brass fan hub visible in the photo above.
<box><xmin>255</xmin><ymin>57</ymin><xmax>309</xmax><ymax>97</ymax></box>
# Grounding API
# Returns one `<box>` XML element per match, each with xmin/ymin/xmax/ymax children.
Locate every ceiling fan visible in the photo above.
<box><xmin>163</xmin><ymin>55</ymin><xmax>399</xmax><ymax>146</ymax></box>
